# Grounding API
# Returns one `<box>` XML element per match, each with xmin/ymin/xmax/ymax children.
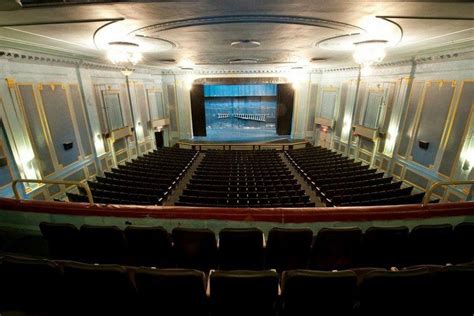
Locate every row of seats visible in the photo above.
<box><xmin>285</xmin><ymin>147</ymin><xmax>423</xmax><ymax>206</ymax></box>
<box><xmin>1</xmin><ymin>254</ymin><xmax>472</xmax><ymax>316</ymax></box>
<box><xmin>178</xmin><ymin>150</ymin><xmax>315</xmax><ymax>207</ymax></box>
<box><xmin>68</xmin><ymin>148</ymin><xmax>198</xmax><ymax>205</ymax></box>
<box><xmin>39</xmin><ymin>222</ymin><xmax>474</xmax><ymax>272</ymax></box>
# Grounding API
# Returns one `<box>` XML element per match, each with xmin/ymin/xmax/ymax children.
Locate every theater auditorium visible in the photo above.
<box><xmin>0</xmin><ymin>0</ymin><xmax>473</xmax><ymax>315</ymax></box>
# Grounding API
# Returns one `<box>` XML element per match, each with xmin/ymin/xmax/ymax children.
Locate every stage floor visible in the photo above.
<box><xmin>191</xmin><ymin>128</ymin><xmax>288</xmax><ymax>143</ymax></box>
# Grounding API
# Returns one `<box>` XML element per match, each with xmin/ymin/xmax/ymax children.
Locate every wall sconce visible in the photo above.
<box><xmin>418</xmin><ymin>140</ymin><xmax>429</xmax><ymax>150</ymax></box>
<box><xmin>462</xmin><ymin>160</ymin><xmax>471</xmax><ymax>171</ymax></box>
<box><xmin>63</xmin><ymin>142</ymin><xmax>73</xmax><ymax>151</ymax></box>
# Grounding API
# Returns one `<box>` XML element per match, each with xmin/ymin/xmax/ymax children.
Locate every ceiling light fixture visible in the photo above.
<box><xmin>107</xmin><ymin>41</ymin><xmax>143</xmax><ymax>75</ymax></box>
<box><xmin>352</xmin><ymin>40</ymin><xmax>387</xmax><ymax>68</ymax></box>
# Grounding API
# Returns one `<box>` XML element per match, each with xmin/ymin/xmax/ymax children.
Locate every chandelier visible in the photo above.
<box><xmin>353</xmin><ymin>40</ymin><xmax>387</xmax><ymax>68</ymax></box>
<box><xmin>106</xmin><ymin>41</ymin><xmax>143</xmax><ymax>75</ymax></box>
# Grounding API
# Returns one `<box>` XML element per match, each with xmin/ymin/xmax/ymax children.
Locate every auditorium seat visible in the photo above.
<box><xmin>452</xmin><ymin>222</ymin><xmax>474</xmax><ymax>264</ymax></box>
<box><xmin>0</xmin><ymin>255</ymin><xmax>62</xmax><ymax>315</ymax></box>
<box><xmin>265</xmin><ymin>227</ymin><xmax>313</xmax><ymax>272</ymax></box>
<box><xmin>134</xmin><ymin>268</ymin><xmax>208</xmax><ymax>316</ymax></box>
<box><xmin>310</xmin><ymin>227</ymin><xmax>362</xmax><ymax>270</ymax></box>
<box><xmin>210</xmin><ymin>270</ymin><xmax>279</xmax><ymax>316</ymax></box>
<box><xmin>280</xmin><ymin>269</ymin><xmax>358</xmax><ymax>316</ymax></box>
<box><xmin>409</xmin><ymin>224</ymin><xmax>453</xmax><ymax>265</ymax></box>
<box><xmin>124</xmin><ymin>226</ymin><xmax>173</xmax><ymax>267</ymax></box>
<box><xmin>359</xmin><ymin>268</ymin><xmax>436</xmax><ymax>316</ymax></box>
<box><xmin>218</xmin><ymin>228</ymin><xmax>265</xmax><ymax>270</ymax></box>
<box><xmin>40</xmin><ymin>222</ymin><xmax>81</xmax><ymax>260</ymax></box>
<box><xmin>172</xmin><ymin>227</ymin><xmax>218</xmax><ymax>272</ymax></box>
<box><xmin>433</xmin><ymin>265</ymin><xmax>474</xmax><ymax>315</ymax></box>
<box><xmin>62</xmin><ymin>261</ymin><xmax>136</xmax><ymax>316</ymax></box>
<box><xmin>360</xmin><ymin>226</ymin><xmax>409</xmax><ymax>268</ymax></box>
<box><xmin>80</xmin><ymin>225</ymin><xmax>128</xmax><ymax>264</ymax></box>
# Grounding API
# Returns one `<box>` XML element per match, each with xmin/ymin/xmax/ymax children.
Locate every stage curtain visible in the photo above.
<box><xmin>190</xmin><ymin>84</ymin><xmax>207</xmax><ymax>136</ymax></box>
<box><xmin>276</xmin><ymin>84</ymin><xmax>294</xmax><ymax>135</ymax></box>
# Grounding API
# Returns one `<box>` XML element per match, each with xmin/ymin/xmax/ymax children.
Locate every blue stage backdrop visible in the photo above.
<box><xmin>204</xmin><ymin>84</ymin><xmax>278</xmax><ymax>140</ymax></box>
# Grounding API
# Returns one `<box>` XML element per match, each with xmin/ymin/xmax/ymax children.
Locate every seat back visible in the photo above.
<box><xmin>62</xmin><ymin>261</ymin><xmax>136</xmax><ymax>316</ymax></box>
<box><xmin>219</xmin><ymin>228</ymin><xmax>264</xmax><ymax>270</ymax></box>
<box><xmin>266</xmin><ymin>227</ymin><xmax>313</xmax><ymax>271</ymax></box>
<box><xmin>210</xmin><ymin>270</ymin><xmax>279</xmax><ymax>316</ymax></box>
<box><xmin>360</xmin><ymin>268</ymin><xmax>436</xmax><ymax>316</ymax></box>
<box><xmin>80</xmin><ymin>225</ymin><xmax>127</xmax><ymax>264</ymax></box>
<box><xmin>310</xmin><ymin>227</ymin><xmax>362</xmax><ymax>270</ymax></box>
<box><xmin>40</xmin><ymin>222</ymin><xmax>81</xmax><ymax>260</ymax></box>
<box><xmin>433</xmin><ymin>265</ymin><xmax>474</xmax><ymax>315</ymax></box>
<box><xmin>453</xmin><ymin>222</ymin><xmax>474</xmax><ymax>264</ymax></box>
<box><xmin>361</xmin><ymin>226</ymin><xmax>409</xmax><ymax>268</ymax></box>
<box><xmin>281</xmin><ymin>269</ymin><xmax>357</xmax><ymax>316</ymax></box>
<box><xmin>134</xmin><ymin>268</ymin><xmax>207</xmax><ymax>316</ymax></box>
<box><xmin>172</xmin><ymin>227</ymin><xmax>217</xmax><ymax>272</ymax></box>
<box><xmin>124</xmin><ymin>226</ymin><xmax>173</xmax><ymax>267</ymax></box>
<box><xmin>0</xmin><ymin>255</ymin><xmax>62</xmax><ymax>314</ymax></box>
<box><xmin>409</xmin><ymin>224</ymin><xmax>453</xmax><ymax>265</ymax></box>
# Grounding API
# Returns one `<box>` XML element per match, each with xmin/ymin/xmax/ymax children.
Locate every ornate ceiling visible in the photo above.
<box><xmin>0</xmin><ymin>0</ymin><xmax>472</xmax><ymax>71</ymax></box>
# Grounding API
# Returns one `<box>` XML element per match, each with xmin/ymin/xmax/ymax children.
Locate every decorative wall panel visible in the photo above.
<box><xmin>320</xmin><ymin>90</ymin><xmax>336</xmax><ymax>119</ymax></box>
<box><xmin>0</xmin><ymin>139</ymin><xmax>12</xmax><ymax>187</ymax></box>
<box><xmin>87</xmin><ymin>163</ymin><xmax>96</xmax><ymax>176</ymax></box>
<box><xmin>93</xmin><ymin>86</ymin><xmax>108</xmax><ymax>134</ymax></box>
<box><xmin>113</xmin><ymin>138</ymin><xmax>127</xmax><ymax>152</ymax></box>
<box><xmin>17</xmin><ymin>85</ymin><xmax>55</xmax><ymax>176</ymax></box>
<box><xmin>167</xmin><ymin>84</ymin><xmax>178</xmax><ymax>132</ymax></box>
<box><xmin>40</xmin><ymin>85</ymin><xmax>80</xmax><ymax>167</ymax></box>
<box><xmin>363</xmin><ymin>92</ymin><xmax>384</xmax><ymax>129</ymax></box>
<box><xmin>306</xmin><ymin>84</ymin><xmax>318</xmax><ymax>131</ymax></box>
<box><xmin>393</xmin><ymin>163</ymin><xmax>403</xmax><ymax>178</ymax></box>
<box><xmin>116</xmin><ymin>151</ymin><xmax>128</xmax><ymax>163</ymax></box>
<box><xmin>439</xmin><ymin>81</ymin><xmax>474</xmax><ymax>176</ymax></box>
<box><xmin>432</xmin><ymin>185</ymin><xmax>447</xmax><ymax>198</ymax></box>
<box><xmin>102</xmin><ymin>92</ymin><xmax>124</xmax><ymax>131</ymax></box>
<box><xmin>404</xmin><ymin>168</ymin><xmax>429</xmax><ymax>189</ymax></box>
<box><xmin>360</xmin><ymin>138</ymin><xmax>374</xmax><ymax>152</ymax></box>
<box><xmin>398</xmin><ymin>81</ymin><xmax>424</xmax><ymax>157</ymax></box>
<box><xmin>447</xmin><ymin>192</ymin><xmax>462</xmax><ymax>202</ymax></box>
<box><xmin>411</xmin><ymin>81</ymin><xmax>454</xmax><ymax>167</ymax></box>
<box><xmin>48</xmin><ymin>184</ymin><xmax>60</xmax><ymax>196</ymax></box>
<box><xmin>64</xmin><ymin>169</ymin><xmax>86</xmax><ymax>188</ymax></box>
<box><xmin>120</xmin><ymin>85</ymin><xmax>133</xmax><ymax>126</ymax></box>
<box><xmin>359</xmin><ymin>151</ymin><xmax>371</xmax><ymax>163</ymax></box>
<box><xmin>335</xmin><ymin>82</ymin><xmax>348</xmax><ymax>137</ymax></box>
<box><xmin>381</xmin><ymin>158</ymin><xmax>389</xmax><ymax>172</ymax></box>
<box><xmin>69</xmin><ymin>85</ymin><xmax>93</xmax><ymax>156</ymax></box>
<box><xmin>135</xmin><ymin>84</ymin><xmax>150</xmax><ymax>138</ymax></box>
<box><xmin>353</xmin><ymin>82</ymin><xmax>368</xmax><ymax>125</ymax></box>
<box><xmin>378</xmin><ymin>83</ymin><xmax>396</xmax><ymax>153</ymax></box>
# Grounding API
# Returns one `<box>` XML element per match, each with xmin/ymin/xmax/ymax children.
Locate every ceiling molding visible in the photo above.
<box><xmin>130</xmin><ymin>14</ymin><xmax>364</xmax><ymax>36</ymax></box>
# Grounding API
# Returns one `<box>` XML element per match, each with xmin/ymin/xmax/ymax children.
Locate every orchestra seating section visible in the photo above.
<box><xmin>67</xmin><ymin>148</ymin><xmax>198</xmax><ymax>205</ymax></box>
<box><xmin>177</xmin><ymin>150</ymin><xmax>315</xmax><ymax>207</ymax></box>
<box><xmin>0</xmin><ymin>222</ymin><xmax>473</xmax><ymax>316</ymax></box>
<box><xmin>66</xmin><ymin>146</ymin><xmax>430</xmax><ymax>207</ymax></box>
<box><xmin>286</xmin><ymin>146</ymin><xmax>425</xmax><ymax>206</ymax></box>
